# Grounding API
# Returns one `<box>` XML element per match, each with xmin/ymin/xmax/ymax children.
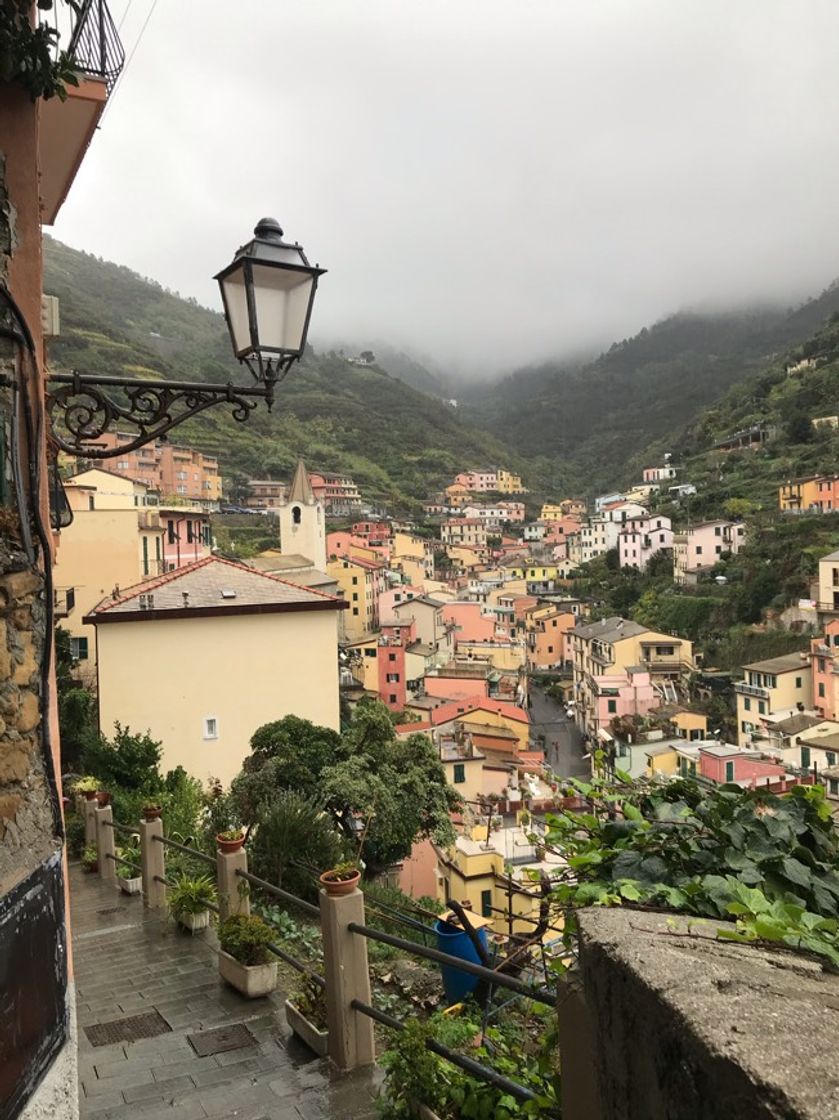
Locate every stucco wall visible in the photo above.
<box><xmin>96</xmin><ymin>609</ymin><xmax>340</xmax><ymax>785</ymax></box>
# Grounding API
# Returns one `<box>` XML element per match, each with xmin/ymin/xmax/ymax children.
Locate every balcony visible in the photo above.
<box><xmin>39</xmin><ymin>0</ymin><xmax>125</xmax><ymax>224</ymax></box>
<box><xmin>734</xmin><ymin>681</ymin><xmax>770</xmax><ymax>700</ymax></box>
<box><xmin>53</xmin><ymin>586</ymin><xmax>75</xmax><ymax>618</ymax></box>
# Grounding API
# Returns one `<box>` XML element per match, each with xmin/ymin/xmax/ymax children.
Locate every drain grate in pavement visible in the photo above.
<box><xmin>85</xmin><ymin>1010</ymin><xmax>171</xmax><ymax>1048</ymax></box>
<box><xmin>187</xmin><ymin>1023</ymin><xmax>257</xmax><ymax>1057</ymax></box>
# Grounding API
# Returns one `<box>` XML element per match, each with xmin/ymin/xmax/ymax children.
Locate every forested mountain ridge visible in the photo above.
<box><xmin>43</xmin><ymin>237</ymin><xmax>525</xmax><ymax>509</ymax></box>
<box><xmin>461</xmin><ymin>285</ymin><xmax>839</xmax><ymax>496</ymax></box>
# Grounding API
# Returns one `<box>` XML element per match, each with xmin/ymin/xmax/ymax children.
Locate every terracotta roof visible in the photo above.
<box><xmin>85</xmin><ymin>555</ymin><xmax>342</xmax><ymax>623</ymax></box>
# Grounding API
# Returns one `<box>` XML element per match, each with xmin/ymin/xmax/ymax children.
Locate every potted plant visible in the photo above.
<box><xmin>142</xmin><ymin>804</ymin><xmax>162</xmax><ymax>821</ymax></box>
<box><xmin>217</xmin><ymin>914</ymin><xmax>277</xmax><ymax>997</ymax></box>
<box><xmin>319</xmin><ymin>860</ymin><xmax>361</xmax><ymax>896</ymax></box>
<box><xmin>95</xmin><ymin>790</ymin><xmax>111</xmax><ymax>807</ymax></box>
<box><xmin>81</xmin><ymin>844</ymin><xmax>98</xmax><ymax>873</ymax></box>
<box><xmin>285</xmin><ymin>973</ymin><xmax>328</xmax><ymax>1057</ymax></box>
<box><xmin>115</xmin><ymin>846</ymin><xmax>142</xmax><ymax>895</ymax></box>
<box><xmin>216</xmin><ymin>828</ymin><xmax>245</xmax><ymax>854</ymax></box>
<box><xmin>168</xmin><ymin>872</ymin><xmax>217</xmax><ymax>932</ymax></box>
<box><xmin>74</xmin><ymin>776</ymin><xmax>99</xmax><ymax>803</ymax></box>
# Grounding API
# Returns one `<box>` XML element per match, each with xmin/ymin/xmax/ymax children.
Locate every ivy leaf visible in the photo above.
<box><xmin>781</xmin><ymin>857</ymin><xmax>812</xmax><ymax>890</ymax></box>
<box><xmin>618</xmin><ymin>880</ymin><xmax>642</xmax><ymax>901</ymax></box>
<box><xmin>622</xmin><ymin>802</ymin><xmax>643</xmax><ymax>821</ymax></box>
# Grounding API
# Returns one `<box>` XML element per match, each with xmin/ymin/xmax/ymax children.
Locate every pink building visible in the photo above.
<box><xmin>442</xmin><ymin>602</ymin><xmax>497</xmax><ymax>643</ymax></box>
<box><xmin>425</xmin><ymin>674</ymin><xmax>490</xmax><ymax>702</ymax></box>
<box><xmin>352</xmin><ymin>520</ymin><xmax>391</xmax><ymax>543</ymax></box>
<box><xmin>812</xmin><ymin>619</ymin><xmax>839</xmax><ymax>721</ymax></box>
<box><xmin>377</xmin><ymin>621</ymin><xmax>414</xmax><ymax>711</ymax></box>
<box><xmin>379</xmin><ymin>585</ymin><xmax>423</xmax><ymax>622</ymax></box>
<box><xmin>618</xmin><ymin>514</ymin><xmax>673</xmax><ymax>571</ymax></box>
<box><xmin>160</xmin><ymin>507</ymin><xmax>211</xmax><ymax>571</ymax></box>
<box><xmin>642</xmin><ymin>464</ymin><xmax>678</xmax><ymax>484</ymax></box>
<box><xmin>673</xmin><ymin>520</ymin><xmax>745</xmax><ymax>583</ymax></box>
<box><xmin>590</xmin><ymin>668</ymin><xmax>656</xmax><ymax>733</ymax></box>
<box><xmin>698</xmin><ymin>744</ymin><xmax>787</xmax><ymax>787</ymax></box>
<box><xmin>455</xmin><ymin>470</ymin><xmax>498</xmax><ymax>492</ymax></box>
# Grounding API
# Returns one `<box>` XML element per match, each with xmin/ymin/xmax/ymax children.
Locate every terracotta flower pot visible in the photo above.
<box><xmin>142</xmin><ymin>806</ymin><xmax>162</xmax><ymax>821</ymax></box>
<box><xmin>217</xmin><ymin>833</ymin><xmax>245</xmax><ymax>854</ymax></box>
<box><xmin>83</xmin><ymin>790</ymin><xmax>97</xmax><ymax>802</ymax></box>
<box><xmin>319</xmin><ymin>868</ymin><xmax>361</xmax><ymax>896</ymax></box>
<box><xmin>96</xmin><ymin>791</ymin><xmax>111</xmax><ymax>807</ymax></box>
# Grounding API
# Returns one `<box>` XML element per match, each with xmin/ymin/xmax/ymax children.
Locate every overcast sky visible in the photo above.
<box><xmin>53</xmin><ymin>0</ymin><xmax>839</xmax><ymax>376</ymax></box>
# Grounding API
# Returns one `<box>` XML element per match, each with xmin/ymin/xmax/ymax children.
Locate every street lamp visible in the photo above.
<box><xmin>47</xmin><ymin>216</ymin><xmax>326</xmax><ymax>456</ymax></box>
<box><xmin>216</xmin><ymin>217</ymin><xmax>325</xmax><ymax>407</ymax></box>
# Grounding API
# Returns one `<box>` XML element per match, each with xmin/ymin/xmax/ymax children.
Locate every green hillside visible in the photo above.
<box><xmin>43</xmin><ymin>237</ymin><xmax>523</xmax><ymax>509</ymax></box>
<box><xmin>462</xmin><ymin>289</ymin><xmax>839</xmax><ymax>497</ymax></box>
<box><xmin>642</xmin><ymin>309</ymin><xmax>839</xmax><ymax>522</ymax></box>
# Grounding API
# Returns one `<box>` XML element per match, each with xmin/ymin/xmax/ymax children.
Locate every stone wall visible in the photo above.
<box><xmin>561</xmin><ymin>907</ymin><xmax>839</xmax><ymax>1120</ymax></box>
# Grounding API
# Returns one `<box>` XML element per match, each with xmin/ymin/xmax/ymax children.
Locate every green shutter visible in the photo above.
<box><xmin>725</xmin><ymin>761</ymin><xmax>734</xmax><ymax>783</ymax></box>
<box><xmin>481</xmin><ymin>889</ymin><xmax>492</xmax><ymax>918</ymax></box>
<box><xmin>801</xmin><ymin>746</ymin><xmax>811</xmax><ymax>770</ymax></box>
<box><xmin>453</xmin><ymin>763</ymin><xmax>465</xmax><ymax>784</ymax></box>
<box><xmin>142</xmin><ymin>535</ymin><xmax>149</xmax><ymax>576</ymax></box>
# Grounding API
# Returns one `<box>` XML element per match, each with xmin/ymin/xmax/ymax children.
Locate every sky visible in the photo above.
<box><xmin>54</xmin><ymin>0</ymin><xmax>839</xmax><ymax>377</ymax></box>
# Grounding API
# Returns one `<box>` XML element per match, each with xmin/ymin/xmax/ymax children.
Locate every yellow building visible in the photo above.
<box><xmin>445</xmin><ymin>484</ymin><xmax>472</xmax><ymax>508</ymax></box>
<box><xmin>571</xmin><ymin>617</ymin><xmax>695</xmax><ymax>737</ymax></box>
<box><xmin>818</xmin><ymin>549</ymin><xmax>839</xmax><ymax>613</ymax></box>
<box><xmin>540</xmin><ymin>499</ymin><xmax>586</xmax><ymax>521</ymax></box>
<box><xmin>735</xmin><ymin>653</ymin><xmax>812</xmax><ymax>747</ymax></box>
<box><xmin>779</xmin><ymin>477</ymin><xmax>828</xmax><ymax>512</ymax></box>
<box><xmin>86</xmin><ymin>557</ymin><xmax>344</xmax><ymax>785</ymax></box>
<box><xmin>434</xmin><ymin>818</ymin><xmax>563</xmax><ymax>937</ymax></box>
<box><xmin>327</xmin><ymin>555</ymin><xmax>383</xmax><ymax>641</ymax></box>
<box><xmin>55</xmin><ymin>471</ymin><xmax>165</xmax><ymax>679</ymax></box>
<box><xmin>495</xmin><ymin>469</ymin><xmax>526</xmax><ymax>494</ymax></box>
<box><xmin>456</xmin><ymin>641</ymin><xmax>524</xmax><ymax>672</ymax></box>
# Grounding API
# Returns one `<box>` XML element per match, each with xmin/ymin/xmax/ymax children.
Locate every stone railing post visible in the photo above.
<box><xmin>139</xmin><ymin>816</ymin><xmax>166</xmax><ymax>909</ymax></box>
<box><xmin>216</xmin><ymin>845</ymin><xmax>250</xmax><ymax>921</ymax></box>
<box><xmin>96</xmin><ymin>804</ymin><xmax>115</xmax><ymax>882</ymax></box>
<box><xmin>319</xmin><ymin>886</ymin><xmax>375</xmax><ymax>1072</ymax></box>
<box><xmin>83</xmin><ymin>796</ymin><xmax>98</xmax><ymax>847</ymax></box>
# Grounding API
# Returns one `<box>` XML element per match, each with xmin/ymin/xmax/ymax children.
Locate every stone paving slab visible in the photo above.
<box><xmin>70</xmin><ymin>864</ymin><xmax>381</xmax><ymax>1119</ymax></box>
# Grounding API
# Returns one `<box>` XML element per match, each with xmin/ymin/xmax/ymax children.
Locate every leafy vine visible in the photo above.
<box><xmin>0</xmin><ymin>0</ymin><xmax>81</xmax><ymax>102</ymax></box>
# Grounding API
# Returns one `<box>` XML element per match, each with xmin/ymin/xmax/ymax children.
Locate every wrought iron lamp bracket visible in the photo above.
<box><xmin>46</xmin><ymin>364</ymin><xmax>293</xmax><ymax>458</ymax></box>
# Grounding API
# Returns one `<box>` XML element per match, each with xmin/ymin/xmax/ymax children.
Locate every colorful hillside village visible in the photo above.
<box><xmin>53</xmin><ymin>439</ymin><xmax>839</xmax><ymax>930</ymax></box>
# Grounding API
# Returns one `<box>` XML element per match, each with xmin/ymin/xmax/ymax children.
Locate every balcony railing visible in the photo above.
<box><xmin>48</xmin><ymin>0</ymin><xmax>125</xmax><ymax>94</ymax></box>
<box><xmin>733</xmin><ymin>681</ymin><xmax>770</xmax><ymax>700</ymax></box>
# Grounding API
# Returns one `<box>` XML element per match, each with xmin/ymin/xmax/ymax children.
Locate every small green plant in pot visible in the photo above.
<box><xmin>216</xmin><ymin>828</ymin><xmax>245</xmax><ymax>855</ymax></box>
<box><xmin>81</xmin><ymin>844</ymin><xmax>98</xmax><ymax>873</ymax></box>
<box><xmin>73</xmin><ymin>776</ymin><xmax>99</xmax><ymax>803</ymax></box>
<box><xmin>115</xmin><ymin>845</ymin><xmax>142</xmax><ymax>895</ymax></box>
<box><xmin>285</xmin><ymin>973</ymin><xmax>328</xmax><ymax>1057</ymax></box>
<box><xmin>217</xmin><ymin>914</ymin><xmax>277</xmax><ymax>998</ymax></box>
<box><xmin>318</xmin><ymin>859</ymin><xmax>361</xmax><ymax>896</ymax></box>
<box><xmin>168</xmin><ymin>873</ymin><xmax>217</xmax><ymax>931</ymax></box>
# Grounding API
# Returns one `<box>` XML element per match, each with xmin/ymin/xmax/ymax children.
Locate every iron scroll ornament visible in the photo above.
<box><xmin>46</xmin><ymin>369</ymin><xmax>282</xmax><ymax>457</ymax></box>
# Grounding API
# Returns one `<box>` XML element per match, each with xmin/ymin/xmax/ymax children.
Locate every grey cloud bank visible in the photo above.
<box><xmin>54</xmin><ymin>0</ymin><xmax>839</xmax><ymax>375</ymax></box>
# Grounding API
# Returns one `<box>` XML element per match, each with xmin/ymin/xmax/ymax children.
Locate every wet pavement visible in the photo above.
<box><xmin>528</xmin><ymin>685</ymin><xmax>589</xmax><ymax>779</ymax></box>
<box><xmin>70</xmin><ymin>863</ymin><xmax>381</xmax><ymax>1119</ymax></box>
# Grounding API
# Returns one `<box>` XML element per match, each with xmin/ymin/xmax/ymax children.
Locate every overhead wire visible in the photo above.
<box><xmin>100</xmin><ymin>0</ymin><xmax>159</xmax><ymax>123</ymax></box>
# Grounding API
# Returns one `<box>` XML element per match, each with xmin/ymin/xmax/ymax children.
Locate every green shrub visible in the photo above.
<box><xmin>168</xmin><ymin>873</ymin><xmax>217</xmax><ymax>919</ymax></box>
<box><xmin>218</xmin><ymin>914</ymin><xmax>273</xmax><ymax>966</ymax></box>
<box><xmin>65</xmin><ymin>814</ymin><xmax>86</xmax><ymax>857</ymax></box>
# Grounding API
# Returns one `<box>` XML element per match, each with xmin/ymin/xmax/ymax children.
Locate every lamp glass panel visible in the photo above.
<box><xmin>250</xmin><ymin>262</ymin><xmax>314</xmax><ymax>353</ymax></box>
<box><xmin>219</xmin><ymin>264</ymin><xmax>253</xmax><ymax>356</ymax></box>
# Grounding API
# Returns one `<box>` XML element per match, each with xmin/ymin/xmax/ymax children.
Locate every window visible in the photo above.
<box><xmin>386</xmin><ymin>673</ymin><xmax>400</xmax><ymax>683</ymax></box>
<box><xmin>167</xmin><ymin>519</ymin><xmax>175</xmax><ymax>545</ymax></box>
<box><xmin>801</xmin><ymin>746</ymin><xmax>811</xmax><ymax>769</ymax></box>
<box><xmin>453</xmin><ymin>763</ymin><xmax>466</xmax><ymax>784</ymax></box>
<box><xmin>607</xmin><ymin>699</ymin><xmax>617</xmax><ymax>714</ymax></box>
<box><xmin>758</xmin><ymin>701</ymin><xmax>766</xmax><ymax>715</ymax></box>
<box><xmin>292</xmin><ymin>505</ymin><xmax>301</xmax><ymax>525</ymax></box>
<box><xmin>696</xmin><ymin>546</ymin><xmax>703</xmax><ymax>555</ymax></box>
<box><xmin>827</xmin><ymin>752</ymin><xmax>836</xmax><ymax>768</ymax></box>
<box><xmin>725</xmin><ymin>761</ymin><xmax>734</xmax><ymax>782</ymax></box>
<box><xmin>481</xmin><ymin>890</ymin><xmax>493</xmax><ymax>918</ymax></box>
<box><xmin>352</xmin><ymin>607</ymin><xmax>359</xmax><ymax>616</ymax></box>
<box><xmin>388</xmin><ymin>653</ymin><xmax>396</xmax><ymax>662</ymax></box>
<box><xmin>365</xmin><ymin>648</ymin><xmax>376</xmax><ymax>658</ymax></box>
<box><xmin>352</xmin><ymin>576</ymin><xmax>358</xmax><ymax>585</ymax></box>
<box><xmin>142</xmin><ymin>536</ymin><xmax>149</xmax><ymax>576</ymax></box>
<box><xmin>389</xmin><ymin>693</ymin><xmax>397</xmax><ymax>704</ymax></box>
<box><xmin>831</xmin><ymin>779</ymin><xmax>839</xmax><ymax>797</ymax></box>
<box><xmin>352</xmin><ymin>593</ymin><xmax>358</xmax><ymax>602</ymax></box>
<box><xmin>88</xmin><ymin>494</ymin><xmax>95</xmax><ymax>510</ymax></box>
<box><xmin>796</xmin><ymin>677</ymin><xmax>802</xmax><ymax>689</ymax></box>
<box><xmin>187</xmin><ymin>521</ymin><xmax>194</xmax><ymax>543</ymax></box>
<box><xmin>819</xmin><ymin>683</ymin><xmax>826</xmax><ymax>698</ymax></box>
<box><xmin>744</xmin><ymin>698</ymin><xmax>751</xmax><ymax>711</ymax></box>
<box><xmin>203</xmin><ymin>717</ymin><xmax>218</xmax><ymax>740</ymax></box>
<box><xmin>714</xmin><ymin>526</ymin><xmax>721</xmax><ymax>536</ymax></box>
<box><xmin>70</xmin><ymin>637</ymin><xmax>88</xmax><ymax>661</ymax></box>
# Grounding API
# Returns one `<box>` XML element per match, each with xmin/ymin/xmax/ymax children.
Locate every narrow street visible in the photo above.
<box><xmin>528</xmin><ymin>684</ymin><xmax>589</xmax><ymax>779</ymax></box>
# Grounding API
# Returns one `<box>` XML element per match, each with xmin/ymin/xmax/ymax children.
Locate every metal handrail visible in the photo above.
<box><xmin>348</xmin><ymin>921</ymin><xmax>555</xmax><ymax>1006</ymax></box>
<box><xmin>153</xmin><ymin>873</ymin><xmax>219</xmax><ymax>914</ymax></box>
<box><xmin>153</xmin><ymin>834</ymin><xmax>216</xmax><ymax>867</ymax></box>
<box><xmin>105</xmin><ymin>852</ymin><xmax>141</xmax><ymax>874</ymax></box>
<box><xmin>351</xmin><ymin>999</ymin><xmax>557</xmax><ymax>1114</ymax></box>
<box><xmin>234</xmin><ymin>868</ymin><xmax>320</xmax><ymax>919</ymax></box>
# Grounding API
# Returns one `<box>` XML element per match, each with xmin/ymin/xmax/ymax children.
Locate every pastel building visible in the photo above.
<box><xmin>586</xmin><ymin>668</ymin><xmax>656</xmax><ymax>736</ymax></box>
<box><xmin>734</xmin><ymin>653</ymin><xmax>812</xmax><ymax>747</ymax></box>
<box><xmin>618</xmin><ymin>514</ymin><xmax>673</xmax><ymax>571</ymax></box>
<box><xmin>673</xmin><ymin>520</ymin><xmax>746</xmax><ymax>584</ymax></box>
<box><xmin>87</xmin><ymin>557</ymin><xmax>344</xmax><ymax>785</ymax></box>
<box><xmin>811</xmin><ymin>620</ymin><xmax>839</xmax><ymax>721</ymax></box>
<box><xmin>779</xmin><ymin>475</ymin><xmax>839</xmax><ymax>513</ymax></box>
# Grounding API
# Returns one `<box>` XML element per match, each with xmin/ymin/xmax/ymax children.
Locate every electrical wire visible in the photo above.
<box><xmin>100</xmin><ymin>0</ymin><xmax>158</xmax><ymax>123</ymax></box>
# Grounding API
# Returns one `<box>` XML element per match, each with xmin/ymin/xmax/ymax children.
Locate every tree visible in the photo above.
<box><xmin>249</xmin><ymin>791</ymin><xmax>344</xmax><ymax>900</ymax></box>
<box><xmin>236</xmin><ymin>702</ymin><xmax>460</xmax><ymax>876</ymax></box>
<box><xmin>55</xmin><ymin>626</ymin><xmax>97</xmax><ymax>771</ymax></box>
<box><xmin>360</xmin><ymin>350</ymin><xmax>376</xmax><ymax>364</ymax></box>
<box><xmin>785</xmin><ymin>410</ymin><xmax>813</xmax><ymax>444</ymax></box>
<box><xmin>82</xmin><ymin>723</ymin><xmax>162</xmax><ymax>793</ymax></box>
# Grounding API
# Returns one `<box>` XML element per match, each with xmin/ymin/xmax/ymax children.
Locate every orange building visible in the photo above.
<box><xmin>80</xmin><ymin>432</ymin><xmax>222</xmax><ymax>508</ymax></box>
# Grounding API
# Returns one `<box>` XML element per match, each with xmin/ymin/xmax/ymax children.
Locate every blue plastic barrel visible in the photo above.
<box><xmin>434</xmin><ymin>918</ymin><xmax>489</xmax><ymax>1005</ymax></box>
